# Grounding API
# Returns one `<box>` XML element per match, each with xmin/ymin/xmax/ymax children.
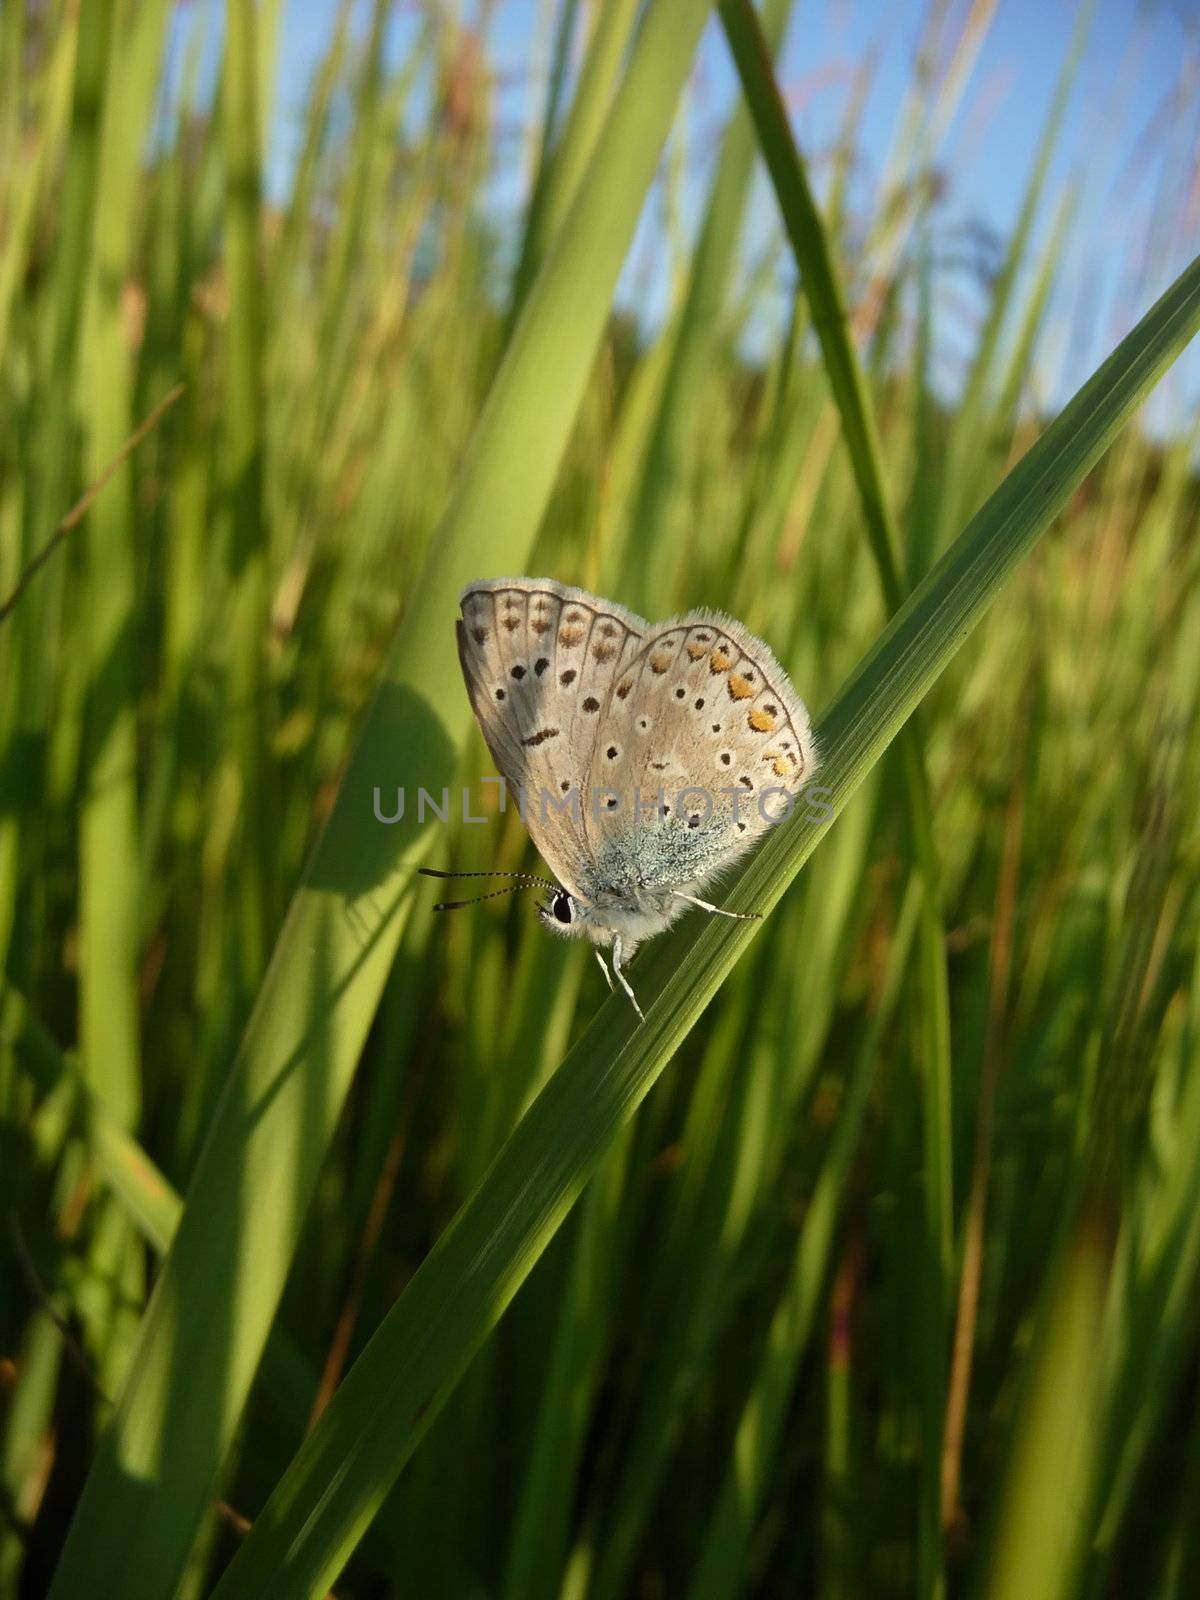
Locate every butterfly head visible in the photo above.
<box><xmin>537</xmin><ymin>883</ymin><xmax>650</xmax><ymax>951</ymax></box>
<box><xmin>538</xmin><ymin>886</ymin><xmax>583</xmax><ymax>937</ymax></box>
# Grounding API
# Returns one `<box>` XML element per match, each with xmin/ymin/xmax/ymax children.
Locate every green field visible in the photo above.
<box><xmin>3</xmin><ymin>2</ymin><xmax>1200</xmax><ymax>1597</ymax></box>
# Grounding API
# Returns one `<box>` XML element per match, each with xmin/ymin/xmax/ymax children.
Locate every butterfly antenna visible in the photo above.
<box><xmin>419</xmin><ymin>866</ymin><xmax>555</xmax><ymax>889</ymax></box>
<box><xmin>419</xmin><ymin>866</ymin><xmax>556</xmax><ymax>912</ymax></box>
<box><xmin>427</xmin><ymin>884</ymin><xmax>543</xmax><ymax>912</ymax></box>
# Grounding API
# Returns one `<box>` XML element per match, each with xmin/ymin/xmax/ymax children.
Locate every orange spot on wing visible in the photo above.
<box><xmin>650</xmin><ymin>651</ymin><xmax>672</xmax><ymax>674</ymax></box>
<box><xmin>749</xmin><ymin>707</ymin><xmax>776</xmax><ymax>732</ymax></box>
<box><xmin>727</xmin><ymin>673</ymin><xmax>754</xmax><ymax>700</ymax></box>
<box><xmin>687</xmin><ymin>642</ymin><xmax>707</xmax><ymax>660</ymax></box>
<box><xmin>709</xmin><ymin>650</ymin><xmax>732</xmax><ymax>673</ymax></box>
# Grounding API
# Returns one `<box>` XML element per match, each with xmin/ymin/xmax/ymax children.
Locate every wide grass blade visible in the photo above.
<box><xmin>510</xmin><ymin>0</ymin><xmax>641</xmax><ymax>317</ymax></box>
<box><xmin>47</xmin><ymin>5</ymin><xmax>718</xmax><ymax>1596</ymax></box>
<box><xmin>77</xmin><ymin>0</ymin><xmax>172</xmax><ymax>1133</ymax></box>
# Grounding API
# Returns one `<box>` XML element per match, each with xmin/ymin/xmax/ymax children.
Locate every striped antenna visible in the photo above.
<box><xmin>418</xmin><ymin>866</ymin><xmax>555</xmax><ymax>912</ymax></box>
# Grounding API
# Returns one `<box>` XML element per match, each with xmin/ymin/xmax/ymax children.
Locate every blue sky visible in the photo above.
<box><xmin>258</xmin><ymin>0</ymin><xmax>1199</xmax><ymax>421</ymax></box>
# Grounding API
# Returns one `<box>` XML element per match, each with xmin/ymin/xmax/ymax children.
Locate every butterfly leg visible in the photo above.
<box><xmin>670</xmin><ymin>890</ymin><xmax>761</xmax><ymax>922</ymax></box>
<box><xmin>610</xmin><ymin>935</ymin><xmax>645</xmax><ymax>1023</ymax></box>
<box><xmin>594</xmin><ymin>949</ymin><xmax>615</xmax><ymax>992</ymax></box>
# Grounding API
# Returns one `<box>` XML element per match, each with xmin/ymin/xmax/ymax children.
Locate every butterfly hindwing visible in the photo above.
<box><xmin>587</xmin><ymin>609</ymin><xmax>818</xmax><ymax>893</ymax></box>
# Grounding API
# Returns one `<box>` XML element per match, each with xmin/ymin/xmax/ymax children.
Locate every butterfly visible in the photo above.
<box><xmin>422</xmin><ymin>578</ymin><xmax>819</xmax><ymax>1019</ymax></box>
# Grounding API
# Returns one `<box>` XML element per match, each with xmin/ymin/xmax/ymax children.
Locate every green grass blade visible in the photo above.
<box><xmin>209</xmin><ymin>251</ymin><xmax>1200</xmax><ymax>1600</ymax></box>
<box><xmin>623</xmin><ymin>0</ymin><xmax>793</xmax><ymax>610</ymax></box>
<box><xmin>78</xmin><ymin>0</ymin><xmax>172</xmax><ymax>1129</ymax></box>
<box><xmin>500</xmin><ymin>1126</ymin><xmax>635</xmax><ymax>1600</ymax></box>
<box><xmin>977</xmin><ymin>1212</ymin><xmax>1112</xmax><ymax>1600</ymax></box>
<box><xmin>582</xmin><ymin>784</ymin><xmax>878</xmax><ymax>1600</ymax></box>
<box><xmin>688</xmin><ymin>873</ymin><xmax>923</xmax><ymax>1600</ymax></box>
<box><xmin>3</xmin><ymin>984</ymin><xmax>181</xmax><ymax>1251</ymax></box>
<box><xmin>222</xmin><ymin>0</ymin><xmax>274</xmax><ymax>993</ymax></box>
<box><xmin>0</xmin><ymin>17</ymin><xmax>74</xmax><ymax>379</ymax></box>
<box><xmin>935</xmin><ymin>0</ymin><xmax>1095</xmax><ymax>549</ymax></box>
<box><xmin>510</xmin><ymin>0</ymin><xmax>641</xmax><ymax>317</ymax></box>
<box><xmin>717</xmin><ymin>0</ymin><xmax>904</xmax><ymax>608</ymax></box>
<box><xmin>716</xmin><ymin>14</ymin><xmax>954</xmax><ymax>1584</ymax></box>
<box><xmin>0</xmin><ymin>0</ymin><xmax>112</xmax><ymax>986</ymax></box>
<box><xmin>47</xmin><ymin>5</ymin><xmax>717</xmax><ymax>1596</ymax></box>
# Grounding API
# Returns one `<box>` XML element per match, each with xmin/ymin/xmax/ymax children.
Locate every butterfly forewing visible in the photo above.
<box><xmin>456</xmin><ymin>579</ymin><xmax>647</xmax><ymax>895</ymax></box>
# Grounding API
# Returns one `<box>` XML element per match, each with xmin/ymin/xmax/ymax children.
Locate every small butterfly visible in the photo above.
<box><xmin>422</xmin><ymin>578</ymin><xmax>819</xmax><ymax>1019</ymax></box>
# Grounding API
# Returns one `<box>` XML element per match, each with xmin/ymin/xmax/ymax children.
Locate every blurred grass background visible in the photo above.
<box><xmin>2</xmin><ymin>1</ymin><xmax>1200</xmax><ymax>1596</ymax></box>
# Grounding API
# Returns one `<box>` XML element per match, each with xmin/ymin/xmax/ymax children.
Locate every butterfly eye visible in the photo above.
<box><xmin>552</xmin><ymin>891</ymin><xmax>573</xmax><ymax>925</ymax></box>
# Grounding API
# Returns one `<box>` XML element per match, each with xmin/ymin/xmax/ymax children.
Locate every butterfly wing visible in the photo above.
<box><xmin>456</xmin><ymin>579</ymin><xmax>648</xmax><ymax>896</ymax></box>
<box><xmin>585</xmin><ymin>609</ymin><xmax>818</xmax><ymax>892</ymax></box>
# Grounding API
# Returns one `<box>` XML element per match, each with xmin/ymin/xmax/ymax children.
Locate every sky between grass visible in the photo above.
<box><xmin>175</xmin><ymin>0</ymin><xmax>1200</xmax><ymax>429</ymax></box>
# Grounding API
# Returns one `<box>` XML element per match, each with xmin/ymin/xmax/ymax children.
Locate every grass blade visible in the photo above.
<box><xmin>717</xmin><ymin>0</ymin><xmax>903</xmax><ymax>607</ymax></box>
<box><xmin>222</xmin><ymin>0</ymin><xmax>274</xmax><ymax>993</ymax></box>
<box><xmin>688</xmin><ymin>873</ymin><xmax>923</xmax><ymax>1600</ymax></box>
<box><xmin>47</xmin><ymin>5</ymin><xmax>718</xmax><ymax>1595</ymax></box>
<box><xmin>716</xmin><ymin>12</ymin><xmax>955</xmax><ymax>1583</ymax></box>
